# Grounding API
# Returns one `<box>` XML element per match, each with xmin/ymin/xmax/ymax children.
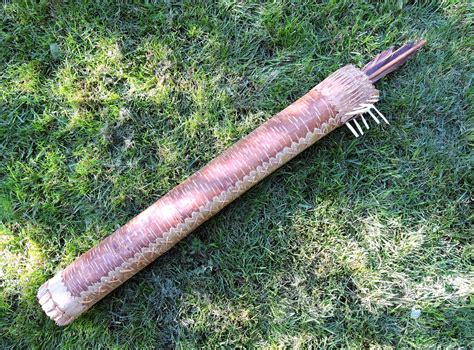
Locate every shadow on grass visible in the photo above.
<box><xmin>73</xmin><ymin>131</ymin><xmax>471</xmax><ymax>347</ymax></box>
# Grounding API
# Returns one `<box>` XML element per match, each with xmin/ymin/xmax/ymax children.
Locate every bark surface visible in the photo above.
<box><xmin>38</xmin><ymin>65</ymin><xmax>377</xmax><ymax>326</ymax></box>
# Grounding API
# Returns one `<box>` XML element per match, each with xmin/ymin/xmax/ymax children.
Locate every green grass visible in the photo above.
<box><xmin>0</xmin><ymin>0</ymin><xmax>472</xmax><ymax>348</ymax></box>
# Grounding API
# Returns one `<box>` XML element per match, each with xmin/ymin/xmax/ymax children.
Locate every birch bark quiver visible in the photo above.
<box><xmin>37</xmin><ymin>42</ymin><xmax>426</xmax><ymax>326</ymax></box>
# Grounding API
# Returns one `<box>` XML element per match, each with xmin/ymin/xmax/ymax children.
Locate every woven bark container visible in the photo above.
<box><xmin>38</xmin><ymin>65</ymin><xmax>378</xmax><ymax>326</ymax></box>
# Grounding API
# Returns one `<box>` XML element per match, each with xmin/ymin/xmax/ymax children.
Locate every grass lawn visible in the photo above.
<box><xmin>1</xmin><ymin>1</ymin><xmax>472</xmax><ymax>348</ymax></box>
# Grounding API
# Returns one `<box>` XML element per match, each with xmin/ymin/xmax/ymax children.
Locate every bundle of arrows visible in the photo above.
<box><xmin>38</xmin><ymin>40</ymin><xmax>426</xmax><ymax>326</ymax></box>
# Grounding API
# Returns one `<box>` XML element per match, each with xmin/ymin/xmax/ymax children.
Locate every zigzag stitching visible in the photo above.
<box><xmin>77</xmin><ymin>118</ymin><xmax>338</xmax><ymax>306</ymax></box>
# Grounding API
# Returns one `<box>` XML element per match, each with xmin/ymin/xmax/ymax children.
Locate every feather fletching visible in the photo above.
<box><xmin>363</xmin><ymin>41</ymin><xmax>426</xmax><ymax>82</ymax></box>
